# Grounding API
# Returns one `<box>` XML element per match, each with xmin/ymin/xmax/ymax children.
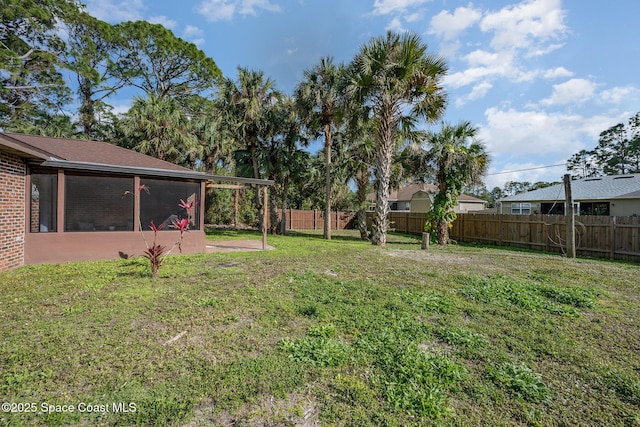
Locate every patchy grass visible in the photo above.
<box><xmin>0</xmin><ymin>229</ymin><xmax>639</xmax><ymax>426</ymax></box>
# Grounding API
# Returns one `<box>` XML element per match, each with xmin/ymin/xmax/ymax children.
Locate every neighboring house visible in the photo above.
<box><xmin>500</xmin><ymin>174</ymin><xmax>640</xmax><ymax>216</ymax></box>
<box><xmin>0</xmin><ymin>132</ymin><xmax>270</xmax><ymax>273</ymax></box>
<box><xmin>368</xmin><ymin>183</ymin><xmax>487</xmax><ymax>213</ymax></box>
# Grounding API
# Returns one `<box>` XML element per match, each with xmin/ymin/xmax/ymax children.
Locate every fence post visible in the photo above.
<box><xmin>313</xmin><ymin>209</ymin><xmax>317</xmax><ymax>230</ymax></box>
<box><xmin>611</xmin><ymin>216</ymin><xmax>616</xmax><ymax>260</ymax></box>
<box><xmin>564</xmin><ymin>174</ymin><xmax>576</xmax><ymax>258</ymax></box>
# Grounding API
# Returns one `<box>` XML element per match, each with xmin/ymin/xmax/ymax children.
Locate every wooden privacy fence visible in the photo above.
<box><xmin>366</xmin><ymin>212</ymin><xmax>640</xmax><ymax>262</ymax></box>
<box><xmin>272</xmin><ymin>209</ymin><xmax>356</xmax><ymax>231</ymax></box>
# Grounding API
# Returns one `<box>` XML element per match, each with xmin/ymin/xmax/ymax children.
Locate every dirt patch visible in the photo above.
<box><xmin>385</xmin><ymin>249</ymin><xmax>480</xmax><ymax>266</ymax></box>
<box><xmin>184</xmin><ymin>393</ymin><xmax>320</xmax><ymax>427</ymax></box>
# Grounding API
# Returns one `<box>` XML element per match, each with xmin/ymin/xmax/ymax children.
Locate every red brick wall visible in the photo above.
<box><xmin>0</xmin><ymin>151</ymin><xmax>26</xmax><ymax>272</ymax></box>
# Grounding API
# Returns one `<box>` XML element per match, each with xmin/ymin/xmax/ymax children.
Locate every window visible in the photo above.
<box><xmin>579</xmin><ymin>202</ymin><xmax>610</xmax><ymax>216</ymax></box>
<box><xmin>65</xmin><ymin>174</ymin><xmax>134</xmax><ymax>231</ymax></box>
<box><xmin>511</xmin><ymin>203</ymin><xmax>531</xmax><ymax>215</ymax></box>
<box><xmin>30</xmin><ymin>170</ymin><xmax>57</xmax><ymax>232</ymax></box>
<box><xmin>139</xmin><ymin>178</ymin><xmax>200</xmax><ymax>231</ymax></box>
<box><xmin>541</xmin><ymin>202</ymin><xmax>564</xmax><ymax>215</ymax></box>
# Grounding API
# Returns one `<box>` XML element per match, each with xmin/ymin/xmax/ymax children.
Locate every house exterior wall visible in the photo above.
<box><xmin>610</xmin><ymin>200</ymin><xmax>640</xmax><ymax>216</ymax></box>
<box><xmin>24</xmin><ymin>230</ymin><xmax>206</xmax><ymax>265</ymax></box>
<box><xmin>457</xmin><ymin>201</ymin><xmax>488</xmax><ymax>214</ymax></box>
<box><xmin>502</xmin><ymin>200</ymin><xmax>640</xmax><ymax>216</ymax></box>
<box><xmin>410</xmin><ymin>195</ymin><xmax>432</xmax><ymax>213</ymax></box>
<box><xmin>0</xmin><ymin>151</ymin><xmax>25</xmax><ymax>273</ymax></box>
<box><xmin>501</xmin><ymin>201</ymin><xmax>540</xmax><ymax>214</ymax></box>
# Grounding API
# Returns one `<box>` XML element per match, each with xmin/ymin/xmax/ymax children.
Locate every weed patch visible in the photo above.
<box><xmin>459</xmin><ymin>274</ymin><xmax>598</xmax><ymax>316</ymax></box>
<box><xmin>279</xmin><ymin>324</ymin><xmax>349</xmax><ymax>367</ymax></box>
<box><xmin>488</xmin><ymin>361</ymin><xmax>550</xmax><ymax>402</ymax></box>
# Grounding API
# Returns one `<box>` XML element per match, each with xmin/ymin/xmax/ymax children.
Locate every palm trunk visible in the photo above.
<box><xmin>279</xmin><ymin>176</ymin><xmax>290</xmax><ymax>235</ymax></box>
<box><xmin>324</xmin><ymin>125</ymin><xmax>332</xmax><ymax>240</ymax></box>
<box><xmin>356</xmin><ymin>168</ymin><xmax>369</xmax><ymax>240</ymax></box>
<box><xmin>372</xmin><ymin>105</ymin><xmax>394</xmax><ymax>246</ymax></box>
<box><xmin>269</xmin><ymin>191</ymin><xmax>278</xmax><ymax>234</ymax></box>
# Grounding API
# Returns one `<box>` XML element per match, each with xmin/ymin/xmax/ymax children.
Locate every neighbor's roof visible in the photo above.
<box><xmin>367</xmin><ymin>183</ymin><xmax>438</xmax><ymax>202</ymax></box>
<box><xmin>501</xmin><ymin>174</ymin><xmax>640</xmax><ymax>202</ymax></box>
<box><xmin>0</xmin><ymin>132</ymin><xmax>274</xmax><ymax>185</ymax></box>
<box><xmin>367</xmin><ymin>182</ymin><xmax>485</xmax><ymax>203</ymax></box>
<box><xmin>411</xmin><ymin>189</ymin><xmax>486</xmax><ymax>203</ymax></box>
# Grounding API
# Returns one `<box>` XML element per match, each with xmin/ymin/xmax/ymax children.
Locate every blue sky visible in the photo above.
<box><xmin>84</xmin><ymin>0</ymin><xmax>640</xmax><ymax>190</ymax></box>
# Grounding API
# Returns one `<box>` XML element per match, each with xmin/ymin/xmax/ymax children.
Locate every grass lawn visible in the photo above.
<box><xmin>1</xmin><ymin>229</ymin><xmax>639</xmax><ymax>426</ymax></box>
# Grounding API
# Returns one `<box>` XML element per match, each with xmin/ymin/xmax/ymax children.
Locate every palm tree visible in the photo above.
<box><xmin>346</xmin><ymin>31</ymin><xmax>448</xmax><ymax>246</ymax></box>
<box><xmin>294</xmin><ymin>57</ymin><xmax>345</xmax><ymax>240</ymax></box>
<box><xmin>341</xmin><ymin>103</ymin><xmax>376</xmax><ymax>240</ymax></box>
<box><xmin>119</xmin><ymin>94</ymin><xmax>198</xmax><ymax>165</ymax></box>
<box><xmin>216</xmin><ymin>67</ymin><xmax>279</xmax><ymax>226</ymax></box>
<box><xmin>424</xmin><ymin>121</ymin><xmax>489</xmax><ymax>245</ymax></box>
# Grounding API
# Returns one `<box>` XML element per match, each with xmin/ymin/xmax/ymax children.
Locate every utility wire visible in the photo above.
<box><xmin>488</xmin><ymin>163</ymin><xmax>567</xmax><ymax>176</ymax></box>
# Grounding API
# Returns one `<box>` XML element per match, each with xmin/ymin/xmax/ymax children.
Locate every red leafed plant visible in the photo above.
<box><xmin>122</xmin><ymin>186</ymin><xmax>194</xmax><ymax>278</ymax></box>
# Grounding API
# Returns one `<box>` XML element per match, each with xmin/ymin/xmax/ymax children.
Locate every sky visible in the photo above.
<box><xmin>83</xmin><ymin>0</ymin><xmax>640</xmax><ymax>190</ymax></box>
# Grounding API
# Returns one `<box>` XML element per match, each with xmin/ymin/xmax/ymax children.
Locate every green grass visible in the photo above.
<box><xmin>0</xmin><ymin>229</ymin><xmax>639</xmax><ymax>426</ymax></box>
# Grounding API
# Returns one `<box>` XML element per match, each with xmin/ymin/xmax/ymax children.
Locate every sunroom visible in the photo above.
<box><xmin>0</xmin><ymin>132</ymin><xmax>272</xmax><ymax>269</ymax></box>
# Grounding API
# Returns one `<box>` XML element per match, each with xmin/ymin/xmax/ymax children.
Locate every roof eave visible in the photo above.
<box><xmin>207</xmin><ymin>174</ymin><xmax>274</xmax><ymax>186</ymax></box>
<box><xmin>40</xmin><ymin>159</ymin><xmax>209</xmax><ymax>180</ymax></box>
<box><xmin>39</xmin><ymin>159</ymin><xmax>275</xmax><ymax>185</ymax></box>
<box><xmin>0</xmin><ymin>135</ymin><xmax>55</xmax><ymax>160</ymax></box>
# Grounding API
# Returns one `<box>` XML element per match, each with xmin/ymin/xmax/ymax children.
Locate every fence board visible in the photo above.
<box><xmin>271</xmin><ymin>209</ymin><xmax>357</xmax><ymax>231</ymax></box>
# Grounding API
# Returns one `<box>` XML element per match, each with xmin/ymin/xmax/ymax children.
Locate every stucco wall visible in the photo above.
<box><xmin>610</xmin><ymin>200</ymin><xmax>640</xmax><ymax>216</ymax></box>
<box><xmin>457</xmin><ymin>201</ymin><xmax>487</xmax><ymax>213</ymax></box>
<box><xmin>0</xmin><ymin>151</ymin><xmax>25</xmax><ymax>273</ymax></box>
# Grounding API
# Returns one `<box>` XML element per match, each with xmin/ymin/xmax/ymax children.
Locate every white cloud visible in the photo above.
<box><xmin>84</xmin><ymin>0</ymin><xmax>145</xmax><ymax>22</ymax></box>
<box><xmin>428</xmin><ymin>6</ymin><xmax>482</xmax><ymax>41</ymax></box>
<box><xmin>182</xmin><ymin>25</ymin><xmax>205</xmax><ymax>46</ymax></box>
<box><xmin>540</xmin><ymin>78</ymin><xmax>597</xmax><ymax>106</ymax></box>
<box><xmin>183</xmin><ymin>25</ymin><xmax>204</xmax><ymax>39</ymax></box>
<box><xmin>197</xmin><ymin>0</ymin><xmax>281</xmax><ymax>22</ymax></box>
<box><xmin>444</xmin><ymin>50</ymin><xmax>520</xmax><ymax>88</ymax></box>
<box><xmin>480</xmin><ymin>0</ymin><xmax>568</xmax><ymax>53</ymax></box>
<box><xmin>480</xmin><ymin>107</ymin><xmax>630</xmax><ymax>188</ymax></box>
<box><xmin>371</xmin><ymin>0</ymin><xmax>430</xmax><ymax>16</ymax></box>
<box><xmin>239</xmin><ymin>0</ymin><xmax>282</xmax><ymax>15</ymax></box>
<box><xmin>455</xmin><ymin>81</ymin><xmax>493</xmax><ymax>107</ymax></box>
<box><xmin>385</xmin><ymin>17</ymin><xmax>405</xmax><ymax>32</ymax></box>
<box><xmin>197</xmin><ymin>0</ymin><xmax>236</xmax><ymax>21</ymax></box>
<box><xmin>543</xmin><ymin>67</ymin><xmax>573</xmax><ymax>79</ymax></box>
<box><xmin>600</xmin><ymin>86</ymin><xmax>636</xmax><ymax>105</ymax></box>
<box><xmin>480</xmin><ymin>107</ymin><xmax>617</xmax><ymax>158</ymax></box>
<box><xmin>148</xmin><ymin>16</ymin><xmax>177</xmax><ymax>29</ymax></box>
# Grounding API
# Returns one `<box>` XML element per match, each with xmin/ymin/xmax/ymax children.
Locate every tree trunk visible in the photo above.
<box><xmin>356</xmin><ymin>168</ymin><xmax>369</xmax><ymax>240</ymax></box>
<box><xmin>437</xmin><ymin>220</ymin><xmax>449</xmax><ymax>245</ymax></box>
<box><xmin>269</xmin><ymin>191</ymin><xmax>278</xmax><ymax>234</ymax></box>
<box><xmin>279</xmin><ymin>178</ymin><xmax>288</xmax><ymax>235</ymax></box>
<box><xmin>371</xmin><ymin>105</ymin><xmax>394</xmax><ymax>246</ymax></box>
<box><xmin>324</xmin><ymin>125</ymin><xmax>332</xmax><ymax>240</ymax></box>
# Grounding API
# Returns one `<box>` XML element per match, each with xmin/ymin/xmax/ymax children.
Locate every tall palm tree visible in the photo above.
<box><xmin>216</xmin><ymin>67</ymin><xmax>279</xmax><ymax>225</ymax></box>
<box><xmin>119</xmin><ymin>94</ymin><xmax>198</xmax><ymax>165</ymax></box>
<box><xmin>425</xmin><ymin>121</ymin><xmax>489</xmax><ymax>245</ymax></box>
<box><xmin>341</xmin><ymin>103</ymin><xmax>376</xmax><ymax>240</ymax></box>
<box><xmin>346</xmin><ymin>31</ymin><xmax>448</xmax><ymax>246</ymax></box>
<box><xmin>294</xmin><ymin>57</ymin><xmax>345</xmax><ymax>240</ymax></box>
